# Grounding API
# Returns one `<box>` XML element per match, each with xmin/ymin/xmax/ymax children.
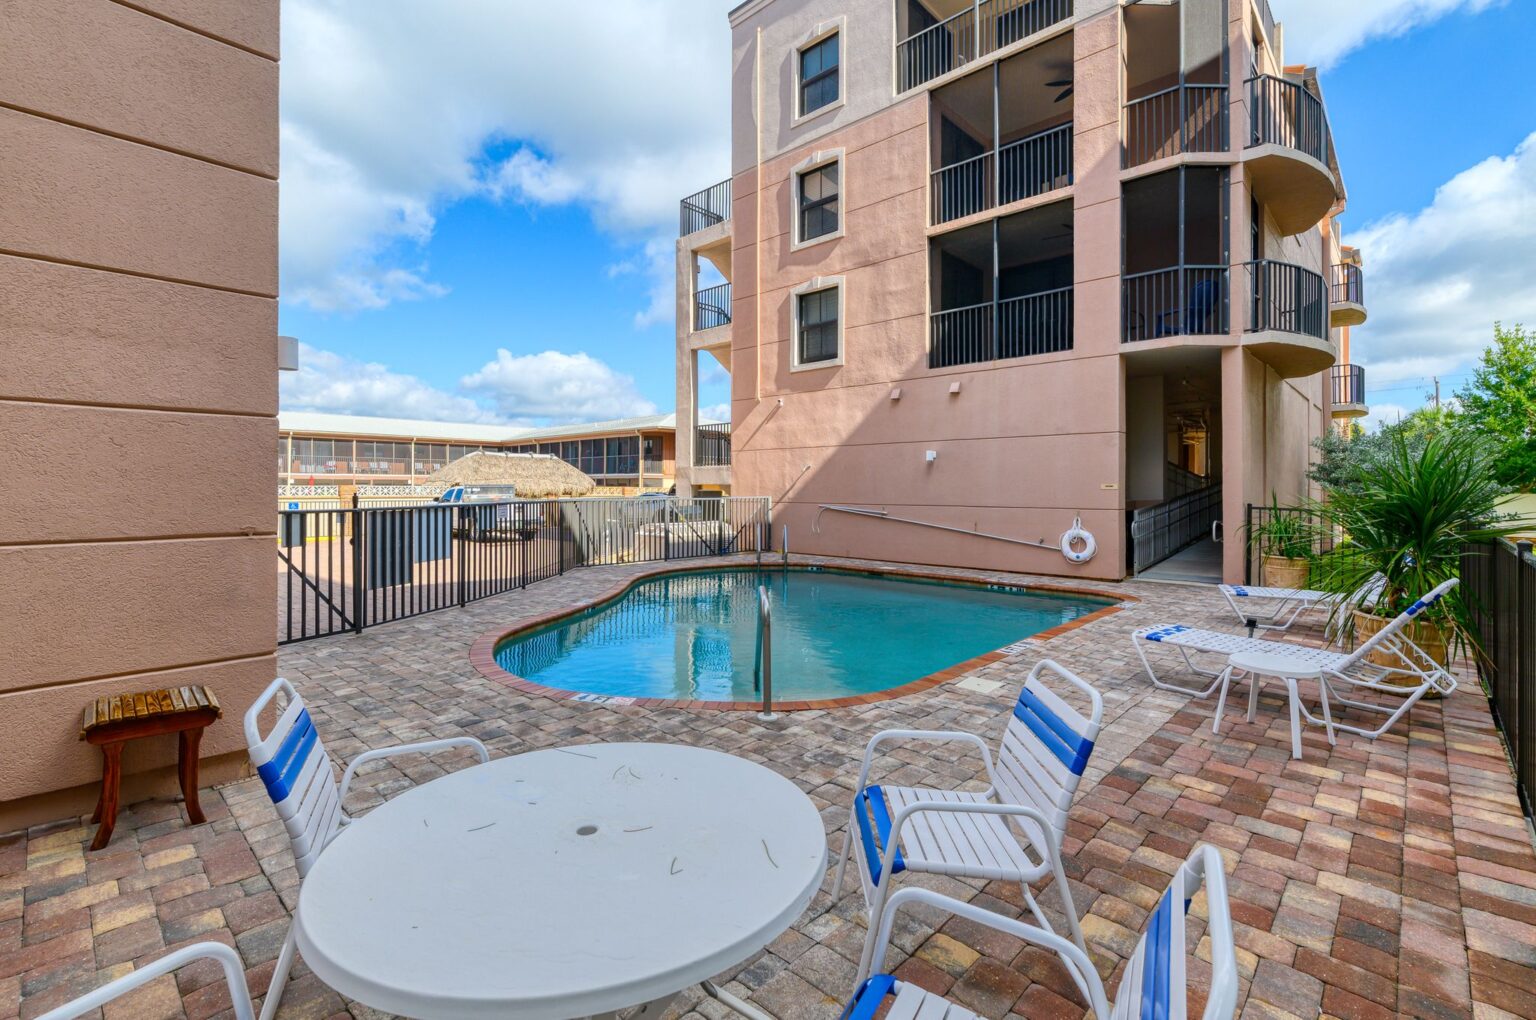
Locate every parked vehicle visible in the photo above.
<box><xmin>434</xmin><ymin>486</ymin><xmax>542</xmax><ymax>541</ymax></box>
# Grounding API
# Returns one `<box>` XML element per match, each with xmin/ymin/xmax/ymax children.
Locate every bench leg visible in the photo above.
<box><xmin>178</xmin><ymin>728</ymin><xmax>207</xmax><ymax>825</ymax></box>
<box><xmin>90</xmin><ymin>742</ymin><xmax>124</xmax><ymax>851</ymax></box>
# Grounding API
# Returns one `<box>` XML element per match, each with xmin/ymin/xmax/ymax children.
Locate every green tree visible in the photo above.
<box><xmin>1455</xmin><ymin>322</ymin><xmax>1536</xmax><ymax>489</ymax></box>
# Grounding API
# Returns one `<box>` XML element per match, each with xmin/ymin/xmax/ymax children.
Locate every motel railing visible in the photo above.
<box><xmin>277</xmin><ymin>496</ymin><xmax>770</xmax><ymax>644</ymax></box>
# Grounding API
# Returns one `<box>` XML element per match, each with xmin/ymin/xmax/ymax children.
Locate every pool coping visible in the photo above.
<box><xmin>467</xmin><ymin>559</ymin><xmax>1138</xmax><ymax>712</ymax></box>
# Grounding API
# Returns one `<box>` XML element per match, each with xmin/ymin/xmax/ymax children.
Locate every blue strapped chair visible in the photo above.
<box><xmin>831</xmin><ymin>659</ymin><xmax>1103</xmax><ymax>980</ymax></box>
<box><xmin>244</xmin><ymin>677</ymin><xmax>489</xmax><ymax>1020</ymax></box>
<box><xmin>842</xmin><ymin>844</ymin><xmax>1238</xmax><ymax>1020</ymax></box>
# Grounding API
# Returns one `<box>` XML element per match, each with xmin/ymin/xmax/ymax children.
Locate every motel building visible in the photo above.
<box><xmin>277</xmin><ymin>411</ymin><xmax>698</xmax><ymax>493</ymax></box>
<box><xmin>675</xmin><ymin>0</ymin><xmax>1370</xmax><ymax>584</ymax></box>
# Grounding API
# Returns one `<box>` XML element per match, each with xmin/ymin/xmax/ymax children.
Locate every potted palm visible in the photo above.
<box><xmin>1311</xmin><ymin>429</ymin><xmax>1516</xmax><ymax>677</ymax></box>
<box><xmin>1247</xmin><ymin>495</ymin><xmax>1318</xmax><ymax>589</ymax></box>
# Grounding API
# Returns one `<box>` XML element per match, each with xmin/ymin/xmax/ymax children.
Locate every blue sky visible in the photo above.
<box><xmin>277</xmin><ymin>0</ymin><xmax>1536</xmax><ymax>428</ymax></box>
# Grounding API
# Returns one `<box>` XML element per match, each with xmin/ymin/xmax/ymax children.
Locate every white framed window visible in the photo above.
<box><xmin>791</xmin><ymin>277</ymin><xmax>845</xmax><ymax>371</ymax></box>
<box><xmin>791</xmin><ymin>149</ymin><xmax>844</xmax><ymax>250</ymax></box>
<box><xmin>794</xmin><ymin>20</ymin><xmax>845</xmax><ymax>124</ymax></box>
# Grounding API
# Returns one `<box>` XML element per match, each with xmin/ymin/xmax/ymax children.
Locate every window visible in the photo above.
<box><xmin>799</xmin><ymin>33</ymin><xmax>839</xmax><ymax>116</ymax></box>
<box><xmin>797</xmin><ymin>162</ymin><xmax>840</xmax><ymax>242</ymax></box>
<box><xmin>795</xmin><ymin>284</ymin><xmax>842</xmax><ymax>368</ymax></box>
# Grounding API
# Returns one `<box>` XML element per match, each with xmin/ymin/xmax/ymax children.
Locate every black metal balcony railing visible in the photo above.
<box><xmin>999</xmin><ymin>122</ymin><xmax>1072</xmax><ymax>205</ymax></box>
<box><xmin>695</xmin><ymin>423</ymin><xmax>731</xmax><ymax>468</ymax></box>
<box><xmin>897</xmin><ymin>0</ymin><xmax>1073</xmax><ymax>93</ymax></box>
<box><xmin>931</xmin><ymin>123</ymin><xmax>1072</xmax><ymax>225</ymax></box>
<box><xmin>1247</xmin><ymin>74</ymin><xmax>1330</xmax><ymax>166</ymax></box>
<box><xmin>1121</xmin><ymin>266</ymin><xmax>1229</xmax><ymax>342</ymax></box>
<box><xmin>1331</xmin><ymin>262</ymin><xmax>1364</xmax><ymax>306</ymax></box>
<box><xmin>1122</xmin><ymin>83</ymin><xmax>1228</xmax><ymax>168</ymax></box>
<box><xmin>679</xmin><ymin>178</ymin><xmax>732</xmax><ymax>236</ymax></box>
<box><xmin>694</xmin><ymin>282</ymin><xmax>731</xmax><ymax>331</ymax></box>
<box><xmin>929</xmin><ymin>287</ymin><xmax>1073</xmax><ymax>368</ymax></box>
<box><xmin>1246</xmin><ymin>259</ymin><xmax>1328</xmax><ymax>339</ymax></box>
<box><xmin>1331</xmin><ymin>363</ymin><xmax>1366</xmax><ymax>407</ymax></box>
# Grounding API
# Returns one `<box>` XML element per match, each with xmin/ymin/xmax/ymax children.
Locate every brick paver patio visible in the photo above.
<box><xmin>4</xmin><ymin>555</ymin><xmax>1534</xmax><ymax>1019</ymax></box>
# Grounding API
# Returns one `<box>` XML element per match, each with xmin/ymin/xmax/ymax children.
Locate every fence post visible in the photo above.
<box><xmin>351</xmin><ymin>509</ymin><xmax>365</xmax><ymax>634</ymax></box>
<box><xmin>1243</xmin><ymin>503</ymin><xmax>1254</xmax><ymax>585</ymax></box>
<box><xmin>456</xmin><ymin>506</ymin><xmax>467</xmax><ymax>608</ymax></box>
<box><xmin>1518</xmin><ymin>541</ymin><xmax>1531</xmax><ymax>800</ymax></box>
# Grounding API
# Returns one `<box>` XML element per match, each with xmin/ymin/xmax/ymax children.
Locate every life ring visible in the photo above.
<box><xmin>1060</xmin><ymin>517</ymin><xmax>1096</xmax><ymax>564</ymax></box>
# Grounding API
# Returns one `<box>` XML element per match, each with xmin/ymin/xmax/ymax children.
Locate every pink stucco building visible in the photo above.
<box><xmin>675</xmin><ymin>0</ymin><xmax>1370</xmax><ymax>584</ymax></box>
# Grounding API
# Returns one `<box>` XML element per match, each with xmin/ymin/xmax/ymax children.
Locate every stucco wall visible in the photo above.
<box><xmin>0</xmin><ymin>0</ymin><xmax>279</xmax><ymax>828</ymax></box>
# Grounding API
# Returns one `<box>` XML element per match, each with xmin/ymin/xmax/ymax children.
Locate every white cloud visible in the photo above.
<box><xmin>1271</xmin><ymin>0</ymin><xmax>1502</xmax><ymax>67</ymax></box>
<box><xmin>698</xmin><ymin>403</ymin><xmax>732</xmax><ymax>424</ymax></box>
<box><xmin>281</xmin><ymin>344</ymin><xmax>501</xmax><ymax>422</ymax></box>
<box><xmin>461</xmin><ymin>350</ymin><xmax>657</xmax><ymax>423</ymax></box>
<box><xmin>1346</xmin><ymin>132</ymin><xmax>1536</xmax><ymax>382</ymax></box>
<box><xmin>280</xmin><ymin>0</ymin><xmax>731</xmax><ymax>313</ymax></box>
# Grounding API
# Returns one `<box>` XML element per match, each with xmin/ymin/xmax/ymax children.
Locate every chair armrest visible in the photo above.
<box><xmin>36</xmin><ymin>942</ymin><xmax>254</xmax><ymax>1020</ymax></box>
<box><xmin>853</xmin><ymin>730</ymin><xmax>995</xmax><ymax>792</ymax></box>
<box><xmin>338</xmin><ymin>737</ymin><xmax>490</xmax><ymax>804</ymax></box>
<box><xmin>860</xmin><ymin>887</ymin><xmax>1108</xmax><ymax>1018</ymax></box>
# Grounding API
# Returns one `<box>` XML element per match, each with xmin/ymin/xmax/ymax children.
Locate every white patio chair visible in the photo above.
<box><xmin>830</xmin><ymin>659</ymin><xmax>1103</xmax><ymax>980</ymax></box>
<box><xmin>1133</xmin><ymin>578</ymin><xmax>1459</xmax><ymax>738</ymax></box>
<box><xmin>1219</xmin><ymin>572</ymin><xmax>1384</xmax><ymax>634</ymax></box>
<box><xmin>840</xmin><ymin>844</ymin><xmax>1238</xmax><ymax>1020</ymax></box>
<box><xmin>36</xmin><ymin>942</ymin><xmax>255</xmax><ymax>1020</ymax></box>
<box><xmin>245</xmin><ymin>677</ymin><xmax>490</xmax><ymax>1020</ymax></box>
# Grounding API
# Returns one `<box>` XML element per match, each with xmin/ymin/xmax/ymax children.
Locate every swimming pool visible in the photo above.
<box><xmin>490</xmin><ymin>567</ymin><xmax>1116</xmax><ymax>704</ymax></box>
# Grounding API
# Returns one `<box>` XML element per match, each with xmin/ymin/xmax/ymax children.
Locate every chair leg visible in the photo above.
<box><xmin>89</xmin><ymin>742</ymin><xmax>124</xmax><ymax>851</ymax></box>
<box><xmin>1211</xmin><ymin>666</ymin><xmax>1235</xmax><ymax>734</ymax></box>
<box><xmin>830</xmin><ymin>821</ymin><xmax>853</xmax><ymax>901</ymax></box>
<box><xmin>856</xmin><ymin>876</ymin><xmax>893</xmax><ymax>981</ymax></box>
<box><xmin>1285</xmin><ymin>679</ymin><xmax>1303</xmax><ymax>759</ymax></box>
<box><xmin>259</xmin><ymin>924</ymin><xmax>299</xmax><ymax>1020</ymax></box>
<box><xmin>1247</xmin><ymin>671</ymin><xmax>1261</xmax><ymax>722</ymax></box>
<box><xmin>1316</xmin><ymin>676</ymin><xmax>1337</xmax><ymax>746</ymax></box>
<box><xmin>178</xmin><ymin>728</ymin><xmax>207</xmax><ymax>825</ymax></box>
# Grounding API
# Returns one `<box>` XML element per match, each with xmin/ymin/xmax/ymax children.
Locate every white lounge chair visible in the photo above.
<box><xmin>830</xmin><ymin>659</ymin><xmax>1102</xmax><ymax>980</ymax></box>
<box><xmin>244</xmin><ymin>678</ymin><xmax>490</xmax><ymax>1020</ymax></box>
<box><xmin>841</xmin><ymin>844</ymin><xmax>1238</xmax><ymax>1020</ymax></box>
<box><xmin>1219</xmin><ymin>572</ymin><xmax>1385</xmax><ymax>634</ymax></box>
<box><xmin>36</xmin><ymin>942</ymin><xmax>255</xmax><ymax>1020</ymax></box>
<box><xmin>1133</xmin><ymin>579</ymin><xmax>1459</xmax><ymax>739</ymax></box>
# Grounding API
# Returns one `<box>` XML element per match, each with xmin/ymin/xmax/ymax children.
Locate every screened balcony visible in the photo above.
<box><xmin>928</xmin><ymin>37</ymin><xmax>1074</xmax><ymax>225</ymax></box>
<box><xmin>929</xmin><ymin>201</ymin><xmax>1073</xmax><ymax>368</ymax></box>
<box><xmin>1122</xmin><ymin>166</ymin><xmax>1229</xmax><ymax>342</ymax></box>
<box><xmin>896</xmin><ymin>0</ymin><xmax>1073</xmax><ymax>93</ymax></box>
<box><xmin>1121</xmin><ymin>0</ymin><xmax>1227</xmax><ymax>168</ymax></box>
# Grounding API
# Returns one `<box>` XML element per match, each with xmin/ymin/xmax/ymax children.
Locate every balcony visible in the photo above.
<box><xmin>1244</xmin><ymin>259</ymin><xmax>1334</xmax><ymax>377</ymax></box>
<box><xmin>1122</xmin><ymin>84</ymin><xmax>1228</xmax><ymax>168</ymax></box>
<box><xmin>1331</xmin><ymin>363</ymin><xmax>1367</xmax><ymax>418</ymax></box>
<box><xmin>1244</xmin><ymin>75</ymin><xmax>1337</xmax><ymax>235</ymax></box>
<box><xmin>1121</xmin><ymin>265</ymin><xmax>1229</xmax><ymax>342</ymax></box>
<box><xmin>931</xmin><ymin>122</ymin><xmax>1072</xmax><ymax>224</ymax></box>
<box><xmin>1330</xmin><ymin>262</ymin><xmax>1366</xmax><ymax>327</ymax></box>
<box><xmin>694</xmin><ymin>282</ymin><xmax>731</xmax><ymax>332</ymax></box>
<box><xmin>931</xmin><ymin>287</ymin><xmax>1073</xmax><ymax>367</ymax></box>
<box><xmin>679</xmin><ymin>178</ymin><xmax>731</xmax><ymax>236</ymax></box>
<box><xmin>695</xmin><ymin>423</ymin><xmax>731</xmax><ymax>468</ymax></box>
<box><xmin>896</xmin><ymin>0</ymin><xmax>1073</xmax><ymax>93</ymax></box>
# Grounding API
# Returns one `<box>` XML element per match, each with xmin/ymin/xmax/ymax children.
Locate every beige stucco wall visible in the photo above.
<box><xmin>0</xmin><ymin>0</ymin><xmax>279</xmax><ymax>830</ymax></box>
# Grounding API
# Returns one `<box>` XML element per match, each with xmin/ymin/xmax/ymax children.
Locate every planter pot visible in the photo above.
<box><xmin>1262</xmin><ymin>555</ymin><xmax>1310</xmax><ymax>589</ymax></box>
<box><xmin>1352</xmin><ymin>608</ymin><xmax>1449</xmax><ymax>696</ymax></box>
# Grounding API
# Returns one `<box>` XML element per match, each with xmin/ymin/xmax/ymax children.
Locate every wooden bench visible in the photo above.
<box><xmin>80</xmin><ymin>686</ymin><xmax>222</xmax><ymax>850</ymax></box>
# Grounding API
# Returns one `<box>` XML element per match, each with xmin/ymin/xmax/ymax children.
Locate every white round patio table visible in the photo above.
<box><xmin>294</xmin><ymin>742</ymin><xmax>826</xmax><ymax>1020</ymax></box>
<box><xmin>1213</xmin><ymin>650</ymin><xmax>1337</xmax><ymax>760</ymax></box>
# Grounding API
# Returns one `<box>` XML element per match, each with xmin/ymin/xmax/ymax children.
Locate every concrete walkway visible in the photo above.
<box><xmin>4</xmin><ymin>555</ymin><xmax>1533</xmax><ymax>1019</ymax></box>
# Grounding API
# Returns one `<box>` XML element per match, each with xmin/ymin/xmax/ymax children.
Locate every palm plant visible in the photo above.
<box><xmin>1246</xmin><ymin>493</ymin><xmax>1320</xmax><ymax>560</ymax></box>
<box><xmin>1310</xmin><ymin>429</ymin><xmax>1518</xmax><ymax>657</ymax></box>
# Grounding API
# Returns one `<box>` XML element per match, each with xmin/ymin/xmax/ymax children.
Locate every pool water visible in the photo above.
<box><xmin>493</xmin><ymin>568</ymin><xmax>1113</xmax><ymax>702</ymax></box>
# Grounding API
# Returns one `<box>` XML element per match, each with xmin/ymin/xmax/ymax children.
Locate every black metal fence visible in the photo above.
<box><xmin>1122</xmin><ymin>265</ymin><xmax>1228</xmax><ymax>342</ymax></box>
<box><xmin>1242</xmin><ymin>503</ymin><xmax>1339</xmax><ymax>586</ymax></box>
<box><xmin>1331</xmin><ymin>262</ymin><xmax>1364</xmax><ymax>306</ymax></box>
<box><xmin>896</xmin><ymin>0</ymin><xmax>1072</xmax><ymax>93</ymax></box>
<box><xmin>695</xmin><ymin>423</ymin><xmax>732</xmax><ymax>468</ymax></box>
<box><xmin>1246</xmin><ymin>259</ymin><xmax>1328</xmax><ymax>340</ymax></box>
<box><xmin>694</xmin><ymin>282</ymin><xmax>732</xmax><ymax>331</ymax></box>
<box><xmin>680</xmin><ymin>178</ymin><xmax>732</xmax><ymax>235</ymax></box>
<box><xmin>930</xmin><ymin>287</ymin><xmax>1074</xmax><ymax>368</ymax></box>
<box><xmin>1123</xmin><ymin>83</ymin><xmax>1228</xmax><ymax>168</ymax></box>
<box><xmin>1247</xmin><ymin>74</ymin><xmax>1330</xmax><ymax>166</ymax></box>
<box><xmin>277</xmin><ymin>496</ymin><xmax>771</xmax><ymax>644</ymax></box>
<box><xmin>1463</xmin><ymin>540</ymin><xmax>1536</xmax><ymax>815</ymax></box>
<box><xmin>1331</xmin><ymin>364</ymin><xmax>1365</xmax><ymax>408</ymax></box>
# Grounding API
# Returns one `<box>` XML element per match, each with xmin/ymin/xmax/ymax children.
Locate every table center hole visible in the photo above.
<box><xmin>577</xmin><ymin>824</ymin><xmax>598</xmax><ymax>836</ymax></box>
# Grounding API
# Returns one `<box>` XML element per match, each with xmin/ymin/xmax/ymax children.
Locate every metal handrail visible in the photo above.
<box><xmin>1246</xmin><ymin>74</ymin><xmax>1330</xmax><ymax>167</ymax></box>
<box><xmin>694</xmin><ymin>282</ymin><xmax>732</xmax><ymax>331</ymax></box>
<box><xmin>757</xmin><ymin>585</ymin><xmax>774</xmax><ymax>719</ymax></box>
<box><xmin>1122</xmin><ymin>83</ymin><xmax>1228</xmax><ymax>167</ymax></box>
<box><xmin>1331</xmin><ymin>364</ymin><xmax>1366</xmax><ymax>406</ymax></box>
<box><xmin>1243</xmin><ymin>259</ymin><xmax>1328</xmax><ymax>340</ymax></box>
<box><xmin>679</xmin><ymin>178</ymin><xmax>732</xmax><ymax>236</ymax></box>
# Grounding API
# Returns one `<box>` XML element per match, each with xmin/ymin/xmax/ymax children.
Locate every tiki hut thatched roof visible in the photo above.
<box><xmin>427</xmin><ymin>451</ymin><xmax>596</xmax><ymax>497</ymax></box>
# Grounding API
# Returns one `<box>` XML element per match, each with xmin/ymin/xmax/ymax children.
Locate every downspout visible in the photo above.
<box><xmin>754</xmin><ymin>25</ymin><xmax>764</xmax><ymax>403</ymax></box>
